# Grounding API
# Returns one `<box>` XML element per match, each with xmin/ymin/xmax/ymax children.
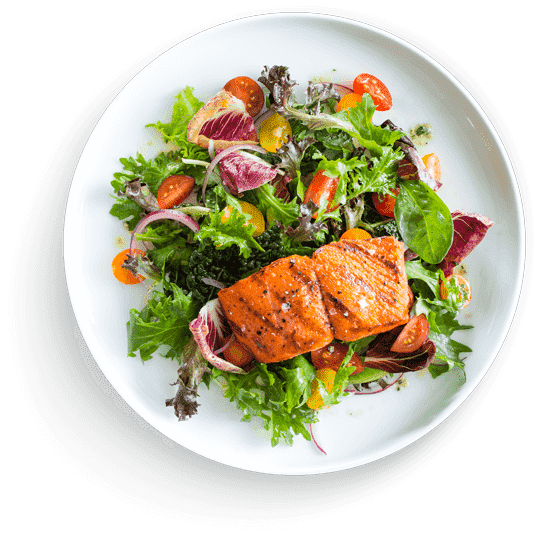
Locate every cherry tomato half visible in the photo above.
<box><xmin>307</xmin><ymin>368</ymin><xmax>337</xmax><ymax>410</ymax></box>
<box><xmin>372</xmin><ymin>188</ymin><xmax>399</xmax><ymax>218</ymax></box>
<box><xmin>111</xmin><ymin>248</ymin><xmax>145</xmax><ymax>285</ymax></box>
<box><xmin>311</xmin><ymin>342</ymin><xmax>364</xmax><ymax>375</ymax></box>
<box><xmin>223</xmin><ymin>76</ymin><xmax>264</xmax><ymax>117</ymax></box>
<box><xmin>258</xmin><ymin>113</ymin><xmax>292</xmax><ymax>152</ymax></box>
<box><xmin>157</xmin><ymin>175</ymin><xmax>195</xmax><ymax>209</ymax></box>
<box><xmin>340</xmin><ymin>228</ymin><xmax>372</xmax><ymax>241</ymax></box>
<box><xmin>336</xmin><ymin>92</ymin><xmax>363</xmax><ymax>113</ymax></box>
<box><xmin>440</xmin><ymin>274</ymin><xmax>472</xmax><ymax>309</ymax></box>
<box><xmin>222</xmin><ymin>337</ymin><xmax>255</xmax><ymax>368</ymax></box>
<box><xmin>390</xmin><ymin>314</ymin><xmax>430</xmax><ymax>353</ymax></box>
<box><xmin>422</xmin><ymin>153</ymin><xmax>441</xmax><ymax>183</ymax></box>
<box><xmin>352</xmin><ymin>73</ymin><xmax>392</xmax><ymax>111</ymax></box>
<box><xmin>303</xmin><ymin>170</ymin><xmax>340</xmax><ymax>217</ymax></box>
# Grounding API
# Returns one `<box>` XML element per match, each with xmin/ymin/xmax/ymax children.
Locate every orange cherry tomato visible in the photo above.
<box><xmin>157</xmin><ymin>175</ymin><xmax>195</xmax><ymax>209</ymax></box>
<box><xmin>336</xmin><ymin>92</ymin><xmax>363</xmax><ymax>113</ymax></box>
<box><xmin>390</xmin><ymin>314</ymin><xmax>429</xmax><ymax>353</ymax></box>
<box><xmin>223</xmin><ymin>76</ymin><xmax>264</xmax><ymax>117</ymax></box>
<box><xmin>440</xmin><ymin>274</ymin><xmax>472</xmax><ymax>309</ymax></box>
<box><xmin>111</xmin><ymin>248</ymin><xmax>145</xmax><ymax>285</ymax></box>
<box><xmin>352</xmin><ymin>73</ymin><xmax>392</xmax><ymax>111</ymax></box>
<box><xmin>422</xmin><ymin>153</ymin><xmax>441</xmax><ymax>183</ymax></box>
<box><xmin>311</xmin><ymin>342</ymin><xmax>364</xmax><ymax>376</ymax></box>
<box><xmin>372</xmin><ymin>188</ymin><xmax>399</xmax><ymax>218</ymax></box>
<box><xmin>340</xmin><ymin>228</ymin><xmax>372</xmax><ymax>241</ymax></box>
<box><xmin>222</xmin><ymin>337</ymin><xmax>255</xmax><ymax>368</ymax></box>
<box><xmin>303</xmin><ymin>170</ymin><xmax>340</xmax><ymax>218</ymax></box>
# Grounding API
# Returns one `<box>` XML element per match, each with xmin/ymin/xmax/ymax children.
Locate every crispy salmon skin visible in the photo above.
<box><xmin>217</xmin><ymin>255</ymin><xmax>334</xmax><ymax>364</ymax></box>
<box><xmin>312</xmin><ymin>237</ymin><xmax>410</xmax><ymax>341</ymax></box>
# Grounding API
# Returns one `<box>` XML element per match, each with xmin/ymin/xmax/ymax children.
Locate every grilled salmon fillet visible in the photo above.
<box><xmin>312</xmin><ymin>237</ymin><xmax>410</xmax><ymax>341</ymax></box>
<box><xmin>217</xmin><ymin>255</ymin><xmax>334</xmax><ymax>364</ymax></box>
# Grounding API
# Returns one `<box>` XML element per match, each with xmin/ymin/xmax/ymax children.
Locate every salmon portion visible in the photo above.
<box><xmin>312</xmin><ymin>237</ymin><xmax>410</xmax><ymax>341</ymax></box>
<box><xmin>217</xmin><ymin>255</ymin><xmax>334</xmax><ymax>364</ymax></box>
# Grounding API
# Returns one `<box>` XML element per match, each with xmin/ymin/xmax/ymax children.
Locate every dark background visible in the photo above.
<box><xmin>0</xmin><ymin>0</ymin><xmax>537</xmax><ymax>532</ymax></box>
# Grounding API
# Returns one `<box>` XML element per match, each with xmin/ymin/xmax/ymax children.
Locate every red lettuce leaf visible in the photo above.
<box><xmin>218</xmin><ymin>150</ymin><xmax>279</xmax><ymax>194</ymax></box>
<box><xmin>364</xmin><ymin>325</ymin><xmax>436</xmax><ymax>373</ymax></box>
<box><xmin>438</xmin><ymin>211</ymin><xmax>494</xmax><ymax>276</ymax></box>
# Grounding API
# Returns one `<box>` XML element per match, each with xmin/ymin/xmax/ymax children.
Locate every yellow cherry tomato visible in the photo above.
<box><xmin>259</xmin><ymin>113</ymin><xmax>292</xmax><ymax>152</ymax></box>
<box><xmin>221</xmin><ymin>200</ymin><xmax>265</xmax><ymax>237</ymax></box>
<box><xmin>307</xmin><ymin>368</ymin><xmax>336</xmax><ymax>410</ymax></box>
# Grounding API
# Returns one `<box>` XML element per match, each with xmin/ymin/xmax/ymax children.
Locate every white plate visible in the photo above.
<box><xmin>64</xmin><ymin>13</ymin><xmax>524</xmax><ymax>474</ymax></box>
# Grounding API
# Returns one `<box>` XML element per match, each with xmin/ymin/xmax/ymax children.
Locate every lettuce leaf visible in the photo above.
<box><xmin>194</xmin><ymin>207</ymin><xmax>264</xmax><ymax>259</ymax></box>
<box><xmin>127</xmin><ymin>281</ymin><xmax>199</xmax><ymax>362</ymax></box>
<box><xmin>146</xmin><ymin>86</ymin><xmax>205</xmax><ymax>147</ymax></box>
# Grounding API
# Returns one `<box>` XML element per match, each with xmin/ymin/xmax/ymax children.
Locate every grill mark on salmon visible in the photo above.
<box><xmin>312</xmin><ymin>237</ymin><xmax>410</xmax><ymax>341</ymax></box>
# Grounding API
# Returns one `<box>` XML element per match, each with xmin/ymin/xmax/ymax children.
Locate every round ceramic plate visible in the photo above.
<box><xmin>64</xmin><ymin>13</ymin><xmax>524</xmax><ymax>474</ymax></box>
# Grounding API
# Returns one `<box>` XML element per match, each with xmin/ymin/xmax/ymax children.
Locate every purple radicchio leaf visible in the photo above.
<box><xmin>380</xmin><ymin>119</ymin><xmax>441</xmax><ymax>191</ymax></box>
<box><xmin>189</xmin><ymin>299</ymin><xmax>245</xmax><ymax>374</ymax></box>
<box><xmin>218</xmin><ymin>150</ymin><xmax>279</xmax><ymax>195</ymax></box>
<box><xmin>363</xmin><ymin>325</ymin><xmax>437</xmax><ymax>373</ymax></box>
<box><xmin>199</xmin><ymin>109</ymin><xmax>257</xmax><ymax>144</ymax></box>
<box><xmin>118</xmin><ymin>178</ymin><xmax>159</xmax><ymax>211</ymax></box>
<box><xmin>438</xmin><ymin>211</ymin><xmax>494</xmax><ymax>276</ymax></box>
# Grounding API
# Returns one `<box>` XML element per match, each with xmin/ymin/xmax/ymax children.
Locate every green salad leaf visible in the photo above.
<box><xmin>146</xmin><ymin>86</ymin><xmax>204</xmax><ymax>147</ymax></box>
<box><xmin>395</xmin><ymin>180</ymin><xmax>453</xmax><ymax>264</ymax></box>
<box><xmin>127</xmin><ymin>281</ymin><xmax>199</xmax><ymax>362</ymax></box>
<box><xmin>194</xmin><ymin>207</ymin><xmax>264</xmax><ymax>259</ymax></box>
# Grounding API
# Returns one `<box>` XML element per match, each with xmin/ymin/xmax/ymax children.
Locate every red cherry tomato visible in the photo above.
<box><xmin>303</xmin><ymin>170</ymin><xmax>340</xmax><ymax>218</ymax></box>
<box><xmin>372</xmin><ymin>188</ymin><xmax>399</xmax><ymax>218</ymax></box>
<box><xmin>390</xmin><ymin>314</ymin><xmax>430</xmax><ymax>353</ymax></box>
<box><xmin>352</xmin><ymin>73</ymin><xmax>392</xmax><ymax>111</ymax></box>
<box><xmin>157</xmin><ymin>175</ymin><xmax>195</xmax><ymax>209</ymax></box>
<box><xmin>311</xmin><ymin>342</ymin><xmax>364</xmax><ymax>375</ymax></box>
<box><xmin>222</xmin><ymin>337</ymin><xmax>255</xmax><ymax>368</ymax></box>
<box><xmin>223</xmin><ymin>76</ymin><xmax>264</xmax><ymax>117</ymax></box>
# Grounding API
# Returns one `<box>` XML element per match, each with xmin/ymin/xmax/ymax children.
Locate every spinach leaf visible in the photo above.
<box><xmin>395</xmin><ymin>180</ymin><xmax>453</xmax><ymax>264</ymax></box>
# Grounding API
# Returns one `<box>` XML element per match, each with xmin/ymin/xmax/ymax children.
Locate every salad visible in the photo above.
<box><xmin>109</xmin><ymin>65</ymin><xmax>493</xmax><ymax>450</ymax></box>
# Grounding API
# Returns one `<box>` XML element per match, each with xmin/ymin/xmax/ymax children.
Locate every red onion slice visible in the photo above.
<box><xmin>202</xmin><ymin>143</ymin><xmax>268</xmax><ymax>201</ymax></box>
<box><xmin>309</xmin><ymin>423</ymin><xmax>327</xmax><ymax>455</ymax></box>
<box><xmin>346</xmin><ymin>373</ymin><xmax>404</xmax><ymax>395</ymax></box>
<box><xmin>129</xmin><ymin>209</ymin><xmax>200</xmax><ymax>256</ymax></box>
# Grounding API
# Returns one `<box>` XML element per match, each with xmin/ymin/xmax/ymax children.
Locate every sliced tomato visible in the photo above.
<box><xmin>372</xmin><ymin>188</ymin><xmax>399</xmax><ymax>218</ymax></box>
<box><xmin>303</xmin><ymin>170</ymin><xmax>340</xmax><ymax>218</ymax></box>
<box><xmin>223</xmin><ymin>76</ymin><xmax>264</xmax><ymax>117</ymax></box>
<box><xmin>390</xmin><ymin>314</ymin><xmax>430</xmax><ymax>353</ymax></box>
<box><xmin>311</xmin><ymin>342</ymin><xmax>364</xmax><ymax>375</ymax></box>
<box><xmin>111</xmin><ymin>248</ymin><xmax>145</xmax><ymax>285</ymax></box>
<box><xmin>352</xmin><ymin>73</ymin><xmax>392</xmax><ymax>111</ymax></box>
<box><xmin>157</xmin><ymin>175</ymin><xmax>195</xmax><ymax>209</ymax></box>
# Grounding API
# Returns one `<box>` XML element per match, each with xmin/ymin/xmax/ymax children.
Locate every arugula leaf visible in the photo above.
<box><xmin>194</xmin><ymin>208</ymin><xmax>264</xmax><ymax>259</ymax></box>
<box><xmin>395</xmin><ymin>180</ymin><xmax>453</xmax><ymax>264</ymax></box>
<box><xmin>126</xmin><ymin>281</ymin><xmax>199</xmax><ymax>362</ymax></box>
<box><xmin>146</xmin><ymin>86</ymin><xmax>204</xmax><ymax>147</ymax></box>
